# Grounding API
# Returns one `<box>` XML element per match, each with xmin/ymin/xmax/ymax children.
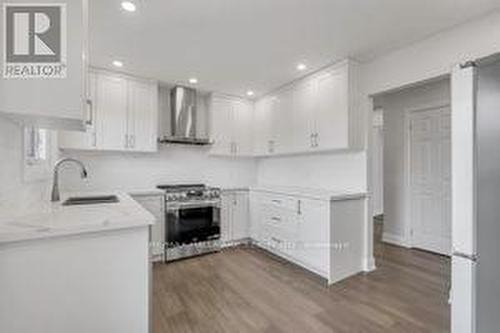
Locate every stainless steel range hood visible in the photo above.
<box><xmin>159</xmin><ymin>86</ymin><xmax>211</xmax><ymax>145</ymax></box>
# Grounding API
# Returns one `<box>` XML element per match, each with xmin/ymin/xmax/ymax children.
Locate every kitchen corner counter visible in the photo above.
<box><xmin>0</xmin><ymin>192</ymin><xmax>155</xmax><ymax>245</ymax></box>
<box><xmin>250</xmin><ymin>185</ymin><xmax>367</xmax><ymax>201</ymax></box>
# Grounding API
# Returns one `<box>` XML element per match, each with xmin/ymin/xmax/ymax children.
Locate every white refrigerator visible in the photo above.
<box><xmin>451</xmin><ymin>55</ymin><xmax>500</xmax><ymax>333</ymax></box>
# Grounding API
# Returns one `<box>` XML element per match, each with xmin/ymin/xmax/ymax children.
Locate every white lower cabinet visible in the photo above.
<box><xmin>221</xmin><ymin>190</ymin><xmax>250</xmax><ymax>245</ymax></box>
<box><xmin>249</xmin><ymin>189</ymin><xmax>365</xmax><ymax>284</ymax></box>
<box><xmin>131</xmin><ymin>193</ymin><xmax>165</xmax><ymax>262</ymax></box>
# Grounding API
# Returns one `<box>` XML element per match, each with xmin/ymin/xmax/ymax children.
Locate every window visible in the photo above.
<box><xmin>23</xmin><ymin>126</ymin><xmax>55</xmax><ymax>182</ymax></box>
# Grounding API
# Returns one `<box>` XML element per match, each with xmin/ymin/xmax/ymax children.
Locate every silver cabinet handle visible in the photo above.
<box><xmin>315</xmin><ymin>133</ymin><xmax>319</xmax><ymax>147</ymax></box>
<box><xmin>297</xmin><ymin>199</ymin><xmax>302</xmax><ymax>215</ymax></box>
<box><xmin>271</xmin><ymin>199</ymin><xmax>281</xmax><ymax>204</ymax></box>
<box><xmin>268</xmin><ymin>140</ymin><xmax>275</xmax><ymax>153</ymax></box>
<box><xmin>125</xmin><ymin>134</ymin><xmax>129</xmax><ymax>148</ymax></box>
<box><xmin>92</xmin><ymin>132</ymin><xmax>97</xmax><ymax>147</ymax></box>
<box><xmin>131</xmin><ymin>134</ymin><xmax>136</xmax><ymax>149</ymax></box>
<box><xmin>271</xmin><ymin>216</ymin><xmax>281</xmax><ymax>222</ymax></box>
<box><xmin>85</xmin><ymin>99</ymin><xmax>93</xmax><ymax>126</ymax></box>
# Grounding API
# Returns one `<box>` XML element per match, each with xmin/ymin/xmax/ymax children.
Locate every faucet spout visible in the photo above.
<box><xmin>51</xmin><ymin>158</ymin><xmax>89</xmax><ymax>202</ymax></box>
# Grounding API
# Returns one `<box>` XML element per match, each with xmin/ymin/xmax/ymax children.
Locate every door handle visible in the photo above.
<box><xmin>85</xmin><ymin>99</ymin><xmax>93</xmax><ymax>126</ymax></box>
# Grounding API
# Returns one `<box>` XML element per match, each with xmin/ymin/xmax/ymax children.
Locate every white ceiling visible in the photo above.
<box><xmin>90</xmin><ymin>0</ymin><xmax>500</xmax><ymax>97</ymax></box>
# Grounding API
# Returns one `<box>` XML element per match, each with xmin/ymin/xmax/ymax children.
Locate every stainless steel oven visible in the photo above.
<box><xmin>158</xmin><ymin>184</ymin><xmax>221</xmax><ymax>261</ymax></box>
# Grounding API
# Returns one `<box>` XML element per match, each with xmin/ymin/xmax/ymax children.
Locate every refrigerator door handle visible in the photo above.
<box><xmin>452</xmin><ymin>251</ymin><xmax>478</xmax><ymax>262</ymax></box>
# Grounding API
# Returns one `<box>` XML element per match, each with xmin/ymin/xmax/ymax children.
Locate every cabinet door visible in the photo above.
<box><xmin>232</xmin><ymin>192</ymin><xmax>249</xmax><ymax>240</ymax></box>
<box><xmin>293</xmin><ymin>79</ymin><xmax>317</xmax><ymax>152</ymax></box>
<box><xmin>315</xmin><ymin>68</ymin><xmax>349</xmax><ymax>150</ymax></box>
<box><xmin>132</xmin><ymin>195</ymin><xmax>165</xmax><ymax>261</ymax></box>
<box><xmin>59</xmin><ymin>72</ymin><xmax>98</xmax><ymax>149</ymax></box>
<box><xmin>127</xmin><ymin>80</ymin><xmax>158</xmax><ymax>152</ymax></box>
<box><xmin>210</xmin><ymin>96</ymin><xmax>234</xmax><ymax>155</ymax></box>
<box><xmin>295</xmin><ymin>199</ymin><xmax>329</xmax><ymax>273</ymax></box>
<box><xmin>253</xmin><ymin>98</ymin><xmax>272</xmax><ymax>155</ymax></box>
<box><xmin>0</xmin><ymin>0</ymin><xmax>88</xmax><ymax>129</ymax></box>
<box><xmin>233</xmin><ymin>100</ymin><xmax>253</xmax><ymax>156</ymax></box>
<box><xmin>95</xmin><ymin>74</ymin><xmax>128</xmax><ymax>151</ymax></box>
<box><xmin>273</xmin><ymin>87</ymin><xmax>294</xmax><ymax>154</ymax></box>
<box><xmin>221</xmin><ymin>193</ymin><xmax>234</xmax><ymax>243</ymax></box>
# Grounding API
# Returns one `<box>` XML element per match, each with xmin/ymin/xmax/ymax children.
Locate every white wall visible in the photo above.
<box><xmin>362</xmin><ymin>10</ymin><xmax>500</xmax><ymax>95</ymax></box>
<box><xmin>256</xmin><ymin>151</ymin><xmax>366</xmax><ymax>192</ymax></box>
<box><xmin>373</xmin><ymin>78</ymin><xmax>450</xmax><ymax>242</ymax></box>
<box><xmin>59</xmin><ymin>146</ymin><xmax>257</xmax><ymax>192</ymax></box>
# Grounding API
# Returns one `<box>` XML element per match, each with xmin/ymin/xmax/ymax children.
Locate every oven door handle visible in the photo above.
<box><xmin>167</xmin><ymin>200</ymin><xmax>220</xmax><ymax>210</ymax></box>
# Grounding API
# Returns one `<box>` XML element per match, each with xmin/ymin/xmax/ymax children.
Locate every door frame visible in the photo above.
<box><xmin>403</xmin><ymin>103</ymin><xmax>451</xmax><ymax>251</ymax></box>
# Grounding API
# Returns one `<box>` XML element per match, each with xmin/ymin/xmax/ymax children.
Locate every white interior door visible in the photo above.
<box><xmin>408</xmin><ymin>106</ymin><xmax>451</xmax><ymax>255</ymax></box>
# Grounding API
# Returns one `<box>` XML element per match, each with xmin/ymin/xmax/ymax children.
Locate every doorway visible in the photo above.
<box><xmin>373</xmin><ymin>78</ymin><xmax>452</xmax><ymax>256</ymax></box>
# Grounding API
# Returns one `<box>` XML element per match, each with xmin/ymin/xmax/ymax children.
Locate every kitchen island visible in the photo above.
<box><xmin>0</xmin><ymin>192</ymin><xmax>154</xmax><ymax>333</ymax></box>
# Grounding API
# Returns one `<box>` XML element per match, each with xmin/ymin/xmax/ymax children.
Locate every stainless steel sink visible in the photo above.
<box><xmin>62</xmin><ymin>195</ymin><xmax>119</xmax><ymax>206</ymax></box>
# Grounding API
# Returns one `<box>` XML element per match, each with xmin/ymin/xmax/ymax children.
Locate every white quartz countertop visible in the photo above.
<box><xmin>250</xmin><ymin>185</ymin><xmax>367</xmax><ymax>201</ymax></box>
<box><xmin>0</xmin><ymin>192</ymin><xmax>155</xmax><ymax>245</ymax></box>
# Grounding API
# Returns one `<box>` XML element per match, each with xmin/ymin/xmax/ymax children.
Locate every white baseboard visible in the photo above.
<box><xmin>382</xmin><ymin>232</ymin><xmax>410</xmax><ymax>248</ymax></box>
<box><xmin>363</xmin><ymin>256</ymin><xmax>376</xmax><ymax>272</ymax></box>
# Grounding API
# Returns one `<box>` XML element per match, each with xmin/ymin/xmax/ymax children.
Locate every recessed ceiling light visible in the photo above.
<box><xmin>112</xmin><ymin>60</ymin><xmax>123</xmax><ymax>68</ymax></box>
<box><xmin>246</xmin><ymin>91</ymin><xmax>255</xmax><ymax>97</ymax></box>
<box><xmin>296</xmin><ymin>63</ymin><xmax>307</xmax><ymax>71</ymax></box>
<box><xmin>189</xmin><ymin>78</ymin><xmax>198</xmax><ymax>84</ymax></box>
<box><xmin>121</xmin><ymin>1</ymin><xmax>136</xmax><ymax>12</ymax></box>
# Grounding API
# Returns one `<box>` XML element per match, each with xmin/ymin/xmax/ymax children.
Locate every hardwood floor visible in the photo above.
<box><xmin>152</xmin><ymin>222</ymin><xmax>450</xmax><ymax>332</ymax></box>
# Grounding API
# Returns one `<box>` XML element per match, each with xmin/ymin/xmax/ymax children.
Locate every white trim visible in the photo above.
<box><xmin>382</xmin><ymin>232</ymin><xmax>410</xmax><ymax>248</ymax></box>
<box><xmin>362</xmin><ymin>256</ymin><xmax>376</xmax><ymax>272</ymax></box>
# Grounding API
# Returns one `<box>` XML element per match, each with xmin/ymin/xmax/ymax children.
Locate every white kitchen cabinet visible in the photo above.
<box><xmin>126</xmin><ymin>79</ymin><xmax>159</xmax><ymax>152</ymax></box>
<box><xmin>294</xmin><ymin>198</ymin><xmax>329</xmax><ymax>273</ymax></box>
<box><xmin>131</xmin><ymin>193</ymin><xmax>165</xmax><ymax>262</ymax></box>
<box><xmin>0</xmin><ymin>0</ymin><xmax>89</xmax><ymax>131</ymax></box>
<box><xmin>249</xmin><ymin>188</ymin><xmax>365</xmax><ymax>284</ymax></box>
<box><xmin>252</xmin><ymin>59</ymin><xmax>362</xmax><ymax>156</ymax></box>
<box><xmin>314</xmin><ymin>66</ymin><xmax>350</xmax><ymax>150</ymax></box>
<box><xmin>221</xmin><ymin>190</ymin><xmax>250</xmax><ymax>244</ymax></box>
<box><xmin>209</xmin><ymin>94</ymin><xmax>253</xmax><ymax>157</ymax></box>
<box><xmin>59</xmin><ymin>70</ymin><xmax>158</xmax><ymax>152</ymax></box>
<box><xmin>96</xmin><ymin>73</ymin><xmax>128</xmax><ymax>151</ymax></box>
<box><xmin>253</xmin><ymin>98</ymin><xmax>273</xmax><ymax>155</ymax></box>
<box><xmin>210</xmin><ymin>96</ymin><xmax>233</xmax><ymax>156</ymax></box>
<box><xmin>292</xmin><ymin>79</ymin><xmax>317</xmax><ymax>152</ymax></box>
<box><xmin>58</xmin><ymin>72</ymin><xmax>98</xmax><ymax>149</ymax></box>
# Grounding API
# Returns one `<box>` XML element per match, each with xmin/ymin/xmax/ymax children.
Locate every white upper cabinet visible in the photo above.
<box><xmin>59</xmin><ymin>69</ymin><xmax>158</xmax><ymax>152</ymax></box>
<box><xmin>314</xmin><ymin>67</ymin><xmax>349</xmax><ymax>150</ymax></box>
<box><xmin>126</xmin><ymin>78</ymin><xmax>159</xmax><ymax>152</ymax></box>
<box><xmin>0</xmin><ymin>0</ymin><xmax>89</xmax><ymax>130</ymax></box>
<box><xmin>96</xmin><ymin>73</ymin><xmax>128</xmax><ymax>151</ymax></box>
<box><xmin>210</xmin><ymin>95</ymin><xmax>234</xmax><ymax>155</ymax></box>
<box><xmin>254</xmin><ymin>98</ymin><xmax>273</xmax><ymax>155</ymax></box>
<box><xmin>253</xmin><ymin>59</ymin><xmax>361</xmax><ymax>156</ymax></box>
<box><xmin>209</xmin><ymin>94</ymin><xmax>253</xmax><ymax>157</ymax></box>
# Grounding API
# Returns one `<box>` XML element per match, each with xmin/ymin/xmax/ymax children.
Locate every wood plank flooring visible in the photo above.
<box><xmin>152</xmin><ymin>222</ymin><xmax>450</xmax><ymax>332</ymax></box>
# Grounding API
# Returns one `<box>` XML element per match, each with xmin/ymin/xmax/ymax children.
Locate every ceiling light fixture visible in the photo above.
<box><xmin>246</xmin><ymin>91</ymin><xmax>255</xmax><ymax>97</ymax></box>
<box><xmin>189</xmin><ymin>78</ymin><xmax>198</xmax><ymax>84</ymax></box>
<box><xmin>112</xmin><ymin>60</ymin><xmax>124</xmax><ymax>68</ymax></box>
<box><xmin>121</xmin><ymin>1</ymin><xmax>136</xmax><ymax>12</ymax></box>
<box><xmin>296</xmin><ymin>63</ymin><xmax>307</xmax><ymax>71</ymax></box>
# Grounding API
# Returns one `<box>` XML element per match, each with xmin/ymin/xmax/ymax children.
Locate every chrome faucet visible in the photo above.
<box><xmin>51</xmin><ymin>158</ymin><xmax>89</xmax><ymax>202</ymax></box>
